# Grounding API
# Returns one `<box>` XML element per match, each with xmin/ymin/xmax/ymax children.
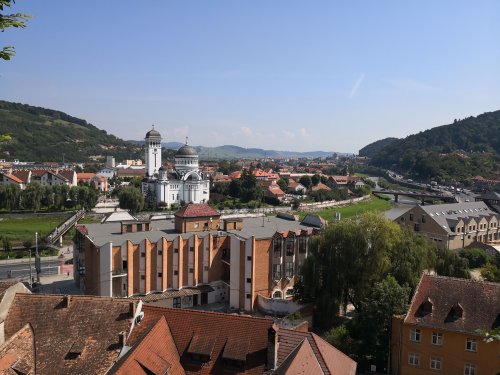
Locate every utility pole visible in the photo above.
<box><xmin>35</xmin><ymin>232</ymin><xmax>41</xmax><ymax>283</ymax></box>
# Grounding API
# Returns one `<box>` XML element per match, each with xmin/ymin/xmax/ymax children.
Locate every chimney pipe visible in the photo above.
<box><xmin>118</xmin><ymin>331</ymin><xmax>127</xmax><ymax>348</ymax></box>
<box><xmin>267</xmin><ymin>325</ymin><xmax>279</xmax><ymax>370</ymax></box>
<box><xmin>63</xmin><ymin>295</ymin><xmax>71</xmax><ymax>308</ymax></box>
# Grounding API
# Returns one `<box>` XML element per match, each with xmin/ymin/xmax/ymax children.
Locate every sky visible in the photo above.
<box><xmin>1</xmin><ymin>1</ymin><xmax>499</xmax><ymax>153</ymax></box>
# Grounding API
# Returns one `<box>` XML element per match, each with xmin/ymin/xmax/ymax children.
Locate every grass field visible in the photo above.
<box><xmin>0</xmin><ymin>213</ymin><xmax>72</xmax><ymax>246</ymax></box>
<box><xmin>298</xmin><ymin>196</ymin><xmax>393</xmax><ymax>222</ymax></box>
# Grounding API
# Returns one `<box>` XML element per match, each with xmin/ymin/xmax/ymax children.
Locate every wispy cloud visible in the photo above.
<box><xmin>240</xmin><ymin>126</ymin><xmax>254</xmax><ymax>137</ymax></box>
<box><xmin>173</xmin><ymin>126</ymin><xmax>189</xmax><ymax>138</ymax></box>
<box><xmin>349</xmin><ymin>73</ymin><xmax>365</xmax><ymax>99</ymax></box>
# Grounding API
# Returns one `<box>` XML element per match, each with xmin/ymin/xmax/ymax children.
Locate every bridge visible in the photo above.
<box><xmin>372</xmin><ymin>189</ymin><xmax>457</xmax><ymax>204</ymax></box>
<box><xmin>45</xmin><ymin>209</ymin><xmax>86</xmax><ymax>246</ymax></box>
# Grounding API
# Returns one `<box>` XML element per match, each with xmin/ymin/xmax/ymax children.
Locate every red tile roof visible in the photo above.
<box><xmin>128</xmin><ymin>305</ymin><xmax>274</xmax><ymax>374</ymax></box>
<box><xmin>277</xmin><ymin>329</ymin><xmax>357</xmax><ymax>375</ymax></box>
<box><xmin>112</xmin><ymin>316</ymin><xmax>184</xmax><ymax>375</ymax></box>
<box><xmin>11</xmin><ymin>171</ymin><xmax>30</xmax><ymax>184</ymax></box>
<box><xmin>2</xmin><ymin>174</ymin><xmax>23</xmax><ymax>184</ymax></box>
<box><xmin>174</xmin><ymin>204</ymin><xmax>220</xmax><ymax>219</ymax></box>
<box><xmin>4</xmin><ymin>294</ymin><xmax>133</xmax><ymax>375</ymax></box>
<box><xmin>405</xmin><ymin>273</ymin><xmax>500</xmax><ymax>335</ymax></box>
<box><xmin>77</xmin><ymin>173</ymin><xmax>96</xmax><ymax>182</ymax></box>
<box><xmin>274</xmin><ymin>338</ymin><xmax>323</xmax><ymax>375</ymax></box>
<box><xmin>0</xmin><ymin>324</ymin><xmax>35</xmax><ymax>375</ymax></box>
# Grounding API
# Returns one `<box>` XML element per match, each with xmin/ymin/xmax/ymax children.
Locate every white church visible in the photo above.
<box><xmin>141</xmin><ymin>127</ymin><xmax>210</xmax><ymax>207</ymax></box>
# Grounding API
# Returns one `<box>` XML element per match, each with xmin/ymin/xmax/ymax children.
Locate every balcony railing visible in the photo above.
<box><xmin>112</xmin><ymin>269</ymin><xmax>127</xmax><ymax>277</ymax></box>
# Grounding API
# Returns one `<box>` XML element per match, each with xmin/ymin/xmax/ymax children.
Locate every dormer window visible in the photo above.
<box><xmin>416</xmin><ymin>297</ymin><xmax>433</xmax><ymax>317</ymax></box>
<box><xmin>187</xmin><ymin>334</ymin><xmax>216</xmax><ymax>364</ymax></box>
<box><xmin>446</xmin><ymin>303</ymin><xmax>464</xmax><ymax>322</ymax></box>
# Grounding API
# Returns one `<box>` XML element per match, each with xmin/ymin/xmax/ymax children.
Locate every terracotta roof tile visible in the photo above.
<box><xmin>112</xmin><ymin>316</ymin><xmax>184</xmax><ymax>375</ymax></box>
<box><xmin>404</xmin><ymin>273</ymin><xmax>500</xmax><ymax>335</ymax></box>
<box><xmin>2</xmin><ymin>174</ymin><xmax>24</xmax><ymax>184</ymax></box>
<box><xmin>128</xmin><ymin>305</ymin><xmax>274</xmax><ymax>374</ymax></box>
<box><xmin>277</xmin><ymin>329</ymin><xmax>356</xmax><ymax>375</ymax></box>
<box><xmin>0</xmin><ymin>324</ymin><xmax>35</xmax><ymax>375</ymax></box>
<box><xmin>174</xmin><ymin>204</ymin><xmax>220</xmax><ymax>219</ymax></box>
<box><xmin>273</xmin><ymin>339</ymin><xmax>323</xmax><ymax>375</ymax></box>
<box><xmin>11</xmin><ymin>171</ymin><xmax>30</xmax><ymax>184</ymax></box>
<box><xmin>4</xmin><ymin>294</ymin><xmax>133</xmax><ymax>375</ymax></box>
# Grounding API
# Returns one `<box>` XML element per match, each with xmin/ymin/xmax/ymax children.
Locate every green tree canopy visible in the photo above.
<box><xmin>1</xmin><ymin>0</ymin><xmax>31</xmax><ymax>60</ymax></box>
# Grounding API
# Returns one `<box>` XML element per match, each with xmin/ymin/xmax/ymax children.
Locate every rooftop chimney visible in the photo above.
<box><xmin>267</xmin><ymin>325</ymin><xmax>279</xmax><ymax>370</ymax></box>
<box><xmin>118</xmin><ymin>331</ymin><xmax>127</xmax><ymax>348</ymax></box>
<box><xmin>63</xmin><ymin>295</ymin><xmax>71</xmax><ymax>308</ymax></box>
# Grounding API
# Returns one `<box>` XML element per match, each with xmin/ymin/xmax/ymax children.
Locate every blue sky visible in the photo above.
<box><xmin>1</xmin><ymin>1</ymin><xmax>499</xmax><ymax>153</ymax></box>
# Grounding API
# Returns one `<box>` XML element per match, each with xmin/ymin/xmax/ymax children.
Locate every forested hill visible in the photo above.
<box><xmin>0</xmin><ymin>101</ymin><xmax>141</xmax><ymax>162</ymax></box>
<box><xmin>358</xmin><ymin>137</ymin><xmax>398</xmax><ymax>157</ymax></box>
<box><xmin>368</xmin><ymin>110</ymin><xmax>500</xmax><ymax>181</ymax></box>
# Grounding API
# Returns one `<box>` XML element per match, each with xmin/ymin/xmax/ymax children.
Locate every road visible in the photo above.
<box><xmin>0</xmin><ymin>258</ymin><xmax>62</xmax><ymax>280</ymax></box>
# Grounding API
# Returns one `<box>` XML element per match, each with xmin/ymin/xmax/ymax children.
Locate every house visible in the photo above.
<box><xmin>0</xmin><ymin>293</ymin><xmax>356</xmax><ymax>374</ymax></box>
<box><xmin>475</xmin><ymin>191</ymin><xmax>500</xmax><ymax>213</ymax></box>
<box><xmin>98</xmin><ymin>167</ymin><xmax>116</xmax><ymax>180</ymax></box>
<box><xmin>259</xmin><ymin>180</ymin><xmax>285</xmax><ymax>201</ymax></box>
<box><xmin>10</xmin><ymin>170</ymin><xmax>31</xmax><ymax>185</ymax></box>
<box><xmin>391</xmin><ymin>273</ymin><xmax>500</xmax><ymax>375</ymax></box>
<box><xmin>39</xmin><ymin>170</ymin><xmax>72</xmax><ymax>187</ymax></box>
<box><xmin>286</xmin><ymin>179</ymin><xmax>306</xmax><ymax>194</ymax></box>
<box><xmin>58</xmin><ymin>169</ymin><xmax>77</xmax><ymax>186</ymax></box>
<box><xmin>77</xmin><ymin>172</ymin><xmax>97</xmax><ymax>185</ymax></box>
<box><xmin>0</xmin><ymin>172</ymin><xmax>25</xmax><ymax>190</ymax></box>
<box><xmin>90</xmin><ymin>175</ymin><xmax>108</xmax><ymax>191</ymax></box>
<box><xmin>394</xmin><ymin>201</ymin><xmax>500</xmax><ymax>249</ymax></box>
<box><xmin>73</xmin><ymin>203</ymin><xmax>320</xmax><ymax>314</ymax></box>
<box><xmin>326</xmin><ymin>175</ymin><xmax>364</xmax><ymax>190</ymax></box>
<box><xmin>116</xmin><ymin>167</ymin><xmax>145</xmax><ymax>179</ymax></box>
<box><xmin>311</xmin><ymin>182</ymin><xmax>331</xmax><ymax>192</ymax></box>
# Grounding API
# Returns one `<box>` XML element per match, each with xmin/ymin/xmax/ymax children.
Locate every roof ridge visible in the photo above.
<box><xmin>427</xmin><ymin>273</ymin><xmax>500</xmax><ymax>287</ymax></box>
<box><xmin>142</xmin><ymin>304</ymin><xmax>274</xmax><ymax>323</ymax></box>
<box><xmin>14</xmin><ymin>293</ymin><xmax>133</xmax><ymax>304</ymax></box>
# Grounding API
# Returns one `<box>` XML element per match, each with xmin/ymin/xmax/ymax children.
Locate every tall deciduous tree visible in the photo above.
<box><xmin>0</xmin><ymin>0</ymin><xmax>31</xmax><ymax>60</ymax></box>
<box><xmin>118</xmin><ymin>187</ymin><xmax>144</xmax><ymax>213</ymax></box>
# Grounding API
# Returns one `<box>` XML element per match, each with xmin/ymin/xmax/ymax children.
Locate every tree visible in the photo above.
<box><xmin>118</xmin><ymin>187</ymin><xmax>144</xmax><ymax>213</ymax></box>
<box><xmin>353</xmin><ymin>276</ymin><xmax>410</xmax><ymax>364</ymax></box>
<box><xmin>299</xmin><ymin>175</ymin><xmax>312</xmax><ymax>190</ymax></box>
<box><xmin>481</xmin><ymin>262</ymin><xmax>500</xmax><ymax>282</ymax></box>
<box><xmin>0</xmin><ymin>0</ymin><xmax>31</xmax><ymax>60</ymax></box>
<box><xmin>435</xmin><ymin>247</ymin><xmax>470</xmax><ymax>279</ymax></box>
<box><xmin>311</xmin><ymin>174</ymin><xmax>321</xmax><ymax>186</ymax></box>
<box><xmin>277</xmin><ymin>178</ymin><xmax>288</xmax><ymax>192</ymax></box>
<box><xmin>459</xmin><ymin>247</ymin><xmax>492</xmax><ymax>268</ymax></box>
<box><xmin>22</xmin><ymin>182</ymin><xmax>42</xmax><ymax>212</ymax></box>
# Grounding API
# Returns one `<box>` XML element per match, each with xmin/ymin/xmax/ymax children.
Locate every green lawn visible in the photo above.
<box><xmin>0</xmin><ymin>214</ymin><xmax>72</xmax><ymax>246</ymax></box>
<box><xmin>298</xmin><ymin>196</ymin><xmax>393</xmax><ymax>222</ymax></box>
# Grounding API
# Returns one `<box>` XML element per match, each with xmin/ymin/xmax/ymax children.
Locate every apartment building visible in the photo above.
<box><xmin>391</xmin><ymin>273</ymin><xmax>500</xmax><ymax>375</ymax></box>
<box><xmin>395</xmin><ymin>201</ymin><xmax>500</xmax><ymax>249</ymax></box>
<box><xmin>74</xmin><ymin>203</ymin><xmax>320</xmax><ymax>313</ymax></box>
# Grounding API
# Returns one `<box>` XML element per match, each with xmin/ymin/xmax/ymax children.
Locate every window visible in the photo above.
<box><xmin>432</xmin><ymin>332</ymin><xmax>443</xmax><ymax>346</ymax></box>
<box><xmin>140</xmin><ymin>274</ymin><xmax>145</xmax><ymax>280</ymax></box>
<box><xmin>298</xmin><ymin>236</ymin><xmax>307</xmax><ymax>254</ymax></box>
<box><xmin>141</xmin><ymin>252</ymin><xmax>146</xmax><ymax>258</ymax></box>
<box><xmin>286</xmin><ymin>288</ymin><xmax>294</xmax><ymax>296</ymax></box>
<box><xmin>285</xmin><ymin>237</ymin><xmax>294</xmax><ymax>256</ymax></box>
<box><xmin>466</xmin><ymin>338</ymin><xmax>477</xmax><ymax>352</ymax></box>
<box><xmin>421</xmin><ymin>215</ymin><xmax>426</xmax><ymax>223</ymax></box>
<box><xmin>273</xmin><ymin>238</ymin><xmax>282</xmax><ymax>257</ymax></box>
<box><xmin>285</xmin><ymin>262</ymin><xmax>294</xmax><ymax>278</ymax></box>
<box><xmin>246</xmin><ymin>293</ymin><xmax>251</xmax><ymax>299</ymax></box>
<box><xmin>408</xmin><ymin>352</ymin><xmax>420</xmax><ymax>366</ymax></box>
<box><xmin>174</xmin><ymin>248</ymin><xmax>178</xmax><ymax>253</ymax></box>
<box><xmin>273</xmin><ymin>264</ymin><xmax>281</xmax><ymax>280</ymax></box>
<box><xmin>410</xmin><ymin>213</ymin><xmax>414</xmax><ymax>221</ymax></box>
<box><xmin>174</xmin><ymin>270</ymin><xmax>178</xmax><ymax>276</ymax></box>
<box><xmin>190</xmin><ymin>246</ymin><xmax>194</xmax><ymax>252</ymax></box>
<box><xmin>194</xmin><ymin>223</ymin><xmax>199</xmax><ymax>229</ymax></box>
<box><xmin>189</xmin><ymin>268</ymin><xmax>194</xmax><ymax>273</ymax></box>
<box><xmin>414</xmin><ymin>223</ymin><xmax>420</xmax><ymax>232</ymax></box>
<box><xmin>246</xmin><ymin>278</ymin><xmax>251</xmax><ymax>283</ymax></box>
<box><xmin>158</xmin><ymin>272</ymin><xmax>162</xmax><ymax>277</ymax></box>
<box><xmin>173</xmin><ymin>297</ymin><xmax>181</xmax><ymax>308</ymax></box>
<box><xmin>464</xmin><ymin>364</ymin><xmax>476</xmax><ymax>375</ymax></box>
<box><xmin>204</xmin><ymin>266</ymin><xmax>209</xmax><ymax>271</ymax></box>
<box><xmin>410</xmin><ymin>328</ymin><xmax>421</xmax><ymax>342</ymax></box>
<box><xmin>158</xmin><ymin>250</ymin><xmax>163</xmax><ymax>256</ymax></box>
<box><xmin>247</xmin><ymin>255</ymin><xmax>252</xmax><ymax>261</ymax></box>
<box><xmin>430</xmin><ymin>357</ymin><xmax>441</xmax><ymax>370</ymax></box>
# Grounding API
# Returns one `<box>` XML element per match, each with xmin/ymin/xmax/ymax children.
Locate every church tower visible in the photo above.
<box><xmin>145</xmin><ymin>126</ymin><xmax>162</xmax><ymax>178</ymax></box>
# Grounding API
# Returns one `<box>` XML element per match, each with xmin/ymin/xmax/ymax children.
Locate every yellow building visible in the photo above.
<box><xmin>391</xmin><ymin>273</ymin><xmax>500</xmax><ymax>375</ymax></box>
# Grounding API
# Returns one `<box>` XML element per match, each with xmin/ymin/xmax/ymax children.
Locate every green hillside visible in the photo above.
<box><xmin>0</xmin><ymin>101</ymin><xmax>141</xmax><ymax>162</ymax></box>
<box><xmin>359</xmin><ymin>137</ymin><xmax>398</xmax><ymax>157</ymax></box>
<box><xmin>368</xmin><ymin>110</ymin><xmax>500</xmax><ymax>182</ymax></box>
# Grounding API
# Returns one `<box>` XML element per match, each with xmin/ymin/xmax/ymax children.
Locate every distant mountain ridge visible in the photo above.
<box><xmin>128</xmin><ymin>140</ymin><xmax>337</xmax><ymax>159</ymax></box>
<box><xmin>365</xmin><ymin>110</ymin><xmax>500</xmax><ymax>181</ymax></box>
